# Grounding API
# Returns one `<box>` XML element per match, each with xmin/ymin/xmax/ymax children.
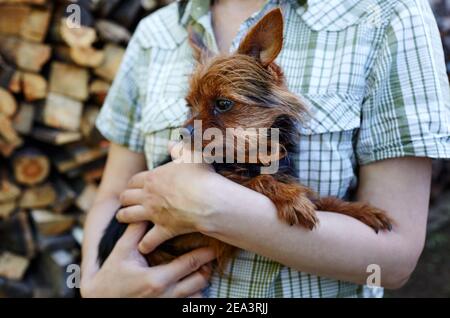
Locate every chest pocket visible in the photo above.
<box><xmin>299</xmin><ymin>93</ymin><xmax>361</xmax><ymax>134</ymax></box>
<box><xmin>294</xmin><ymin>92</ymin><xmax>361</xmax><ymax>198</ymax></box>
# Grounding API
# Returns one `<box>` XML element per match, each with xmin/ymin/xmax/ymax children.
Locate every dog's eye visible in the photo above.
<box><xmin>214</xmin><ymin>99</ymin><xmax>234</xmax><ymax>113</ymax></box>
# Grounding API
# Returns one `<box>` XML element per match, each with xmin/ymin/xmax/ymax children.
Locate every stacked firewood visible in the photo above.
<box><xmin>0</xmin><ymin>0</ymin><xmax>174</xmax><ymax>298</ymax></box>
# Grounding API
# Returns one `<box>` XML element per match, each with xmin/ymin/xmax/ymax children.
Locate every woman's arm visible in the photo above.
<box><xmin>118</xmin><ymin>152</ymin><xmax>431</xmax><ymax>289</ymax></box>
<box><xmin>81</xmin><ymin>143</ymin><xmax>147</xmax><ymax>280</ymax></box>
<box><xmin>201</xmin><ymin>157</ymin><xmax>431</xmax><ymax>288</ymax></box>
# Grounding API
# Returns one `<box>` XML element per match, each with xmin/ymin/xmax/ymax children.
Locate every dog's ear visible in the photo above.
<box><xmin>188</xmin><ymin>26</ymin><xmax>213</xmax><ymax>62</ymax></box>
<box><xmin>237</xmin><ymin>8</ymin><xmax>283</xmax><ymax>67</ymax></box>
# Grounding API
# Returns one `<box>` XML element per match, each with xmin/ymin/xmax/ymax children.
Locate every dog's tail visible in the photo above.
<box><xmin>97</xmin><ymin>214</ymin><xmax>128</xmax><ymax>267</ymax></box>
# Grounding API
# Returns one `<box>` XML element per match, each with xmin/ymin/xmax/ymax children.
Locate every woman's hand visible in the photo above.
<box><xmin>80</xmin><ymin>222</ymin><xmax>215</xmax><ymax>298</ymax></box>
<box><xmin>116</xmin><ymin>142</ymin><xmax>224</xmax><ymax>254</ymax></box>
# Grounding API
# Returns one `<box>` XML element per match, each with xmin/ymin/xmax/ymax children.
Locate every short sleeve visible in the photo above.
<box><xmin>95</xmin><ymin>24</ymin><xmax>148</xmax><ymax>153</ymax></box>
<box><xmin>356</xmin><ymin>0</ymin><xmax>450</xmax><ymax>165</ymax></box>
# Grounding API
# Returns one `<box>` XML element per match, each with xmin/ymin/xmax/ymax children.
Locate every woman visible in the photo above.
<box><xmin>81</xmin><ymin>0</ymin><xmax>450</xmax><ymax>297</ymax></box>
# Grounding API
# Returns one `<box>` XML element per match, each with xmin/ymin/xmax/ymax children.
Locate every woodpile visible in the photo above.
<box><xmin>0</xmin><ymin>0</ymin><xmax>171</xmax><ymax>298</ymax></box>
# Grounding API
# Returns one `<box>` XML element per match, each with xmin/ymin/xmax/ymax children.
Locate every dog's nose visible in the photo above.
<box><xmin>180</xmin><ymin>124</ymin><xmax>195</xmax><ymax>141</ymax></box>
<box><xmin>186</xmin><ymin>124</ymin><xmax>195</xmax><ymax>136</ymax></box>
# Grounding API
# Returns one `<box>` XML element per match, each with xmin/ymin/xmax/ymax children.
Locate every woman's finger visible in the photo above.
<box><xmin>116</xmin><ymin>205</ymin><xmax>148</xmax><ymax>223</ymax></box>
<box><xmin>188</xmin><ymin>292</ymin><xmax>203</xmax><ymax>298</ymax></box>
<box><xmin>138</xmin><ymin>225</ymin><xmax>175</xmax><ymax>254</ymax></box>
<box><xmin>127</xmin><ymin>171</ymin><xmax>148</xmax><ymax>189</ymax></box>
<box><xmin>114</xmin><ymin>222</ymin><xmax>148</xmax><ymax>254</ymax></box>
<box><xmin>155</xmin><ymin>247</ymin><xmax>216</xmax><ymax>284</ymax></box>
<box><xmin>172</xmin><ymin>270</ymin><xmax>210</xmax><ymax>298</ymax></box>
<box><xmin>119</xmin><ymin>188</ymin><xmax>144</xmax><ymax>206</ymax></box>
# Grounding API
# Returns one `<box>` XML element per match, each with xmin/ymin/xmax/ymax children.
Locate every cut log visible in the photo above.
<box><xmin>54</xmin><ymin>45</ymin><xmax>104</xmax><ymax>68</ymax></box>
<box><xmin>52</xmin><ymin>144</ymin><xmax>107</xmax><ymax>174</ymax></box>
<box><xmin>13</xmin><ymin>147</ymin><xmax>50</xmax><ymax>186</ymax></box>
<box><xmin>37</xmin><ymin>232</ymin><xmax>77</xmax><ymax>253</ymax></box>
<box><xmin>0</xmin><ymin>0</ymin><xmax>47</xmax><ymax>4</ymax></box>
<box><xmin>43</xmin><ymin>93</ymin><xmax>83</xmax><ymax>131</ymax></box>
<box><xmin>22</xmin><ymin>72</ymin><xmax>47</xmax><ymax>101</ymax></box>
<box><xmin>82</xmin><ymin>163</ymin><xmax>104</xmax><ymax>183</ymax></box>
<box><xmin>51</xmin><ymin>176</ymin><xmax>76</xmax><ymax>213</ymax></box>
<box><xmin>31</xmin><ymin>126</ymin><xmax>82</xmax><ymax>145</ymax></box>
<box><xmin>0</xmin><ymin>4</ymin><xmax>31</xmax><ymax>37</ymax></box>
<box><xmin>96</xmin><ymin>19</ymin><xmax>131</xmax><ymax>44</ymax></box>
<box><xmin>0</xmin><ymin>201</ymin><xmax>16</xmax><ymax>218</ymax></box>
<box><xmin>0</xmin><ymin>177</ymin><xmax>21</xmax><ymax>203</ymax></box>
<box><xmin>19</xmin><ymin>183</ymin><xmax>57</xmax><ymax>208</ymax></box>
<box><xmin>8</xmin><ymin>70</ymin><xmax>22</xmax><ymax>93</ymax></box>
<box><xmin>0</xmin><ymin>112</ymin><xmax>22</xmax><ymax>145</ymax></box>
<box><xmin>0</xmin><ymin>55</ymin><xmax>15</xmax><ymax>88</ymax></box>
<box><xmin>0</xmin><ymin>35</ymin><xmax>51</xmax><ymax>72</ymax></box>
<box><xmin>60</xmin><ymin>17</ymin><xmax>97</xmax><ymax>48</ymax></box>
<box><xmin>64</xmin><ymin>157</ymin><xmax>105</xmax><ymax>179</ymax></box>
<box><xmin>80</xmin><ymin>104</ymin><xmax>99</xmax><ymax>139</ymax></box>
<box><xmin>0</xmin><ymin>86</ymin><xmax>17</xmax><ymax>116</ymax></box>
<box><xmin>0</xmin><ymin>210</ymin><xmax>36</xmax><ymax>258</ymax></box>
<box><xmin>94</xmin><ymin>44</ymin><xmax>125</xmax><ymax>82</ymax></box>
<box><xmin>89</xmin><ymin>78</ymin><xmax>110</xmax><ymax>105</ymax></box>
<box><xmin>31</xmin><ymin>209</ymin><xmax>75</xmax><ymax>236</ymax></box>
<box><xmin>20</xmin><ymin>6</ymin><xmax>52</xmax><ymax>42</ymax></box>
<box><xmin>0</xmin><ymin>4</ymin><xmax>52</xmax><ymax>43</ymax></box>
<box><xmin>75</xmin><ymin>183</ymin><xmax>97</xmax><ymax>212</ymax></box>
<box><xmin>0</xmin><ymin>139</ymin><xmax>20</xmax><ymax>157</ymax></box>
<box><xmin>13</xmin><ymin>102</ymin><xmax>35</xmax><ymax>135</ymax></box>
<box><xmin>0</xmin><ymin>251</ymin><xmax>30</xmax><ymax>280</ymax></box>
<box><xmin>49</xmin><ymin>62</ymin><xmax>89</xmax><ymax>101</ymax></box>
<box><xmin>67</xmin><ymin>143</ymin><xmax>108</xmax><ymax>165</ymax></box>
<box><xmin>70</xmin><ymin>46</ymin><xmax>105</xmax><ymax>68</ymax></box>
<box><xmin>0</xmin><ymin>174</ymin><xmax>20</xmax><ymax>218</ymax></box>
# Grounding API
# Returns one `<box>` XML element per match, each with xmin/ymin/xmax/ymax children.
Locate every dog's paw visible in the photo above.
<box><xmin>360</xmin><ymin>207</ymin><xmax>393</xmax><ymax>234</ymax></box>
<box><xmin>278</xmin><ymin>194</ymin><xmax>318</xmax><ymax>230</ymax></box>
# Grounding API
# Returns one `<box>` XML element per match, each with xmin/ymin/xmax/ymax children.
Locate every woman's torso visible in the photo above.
<box><xmin>134</xmin><ymin>0</ymin><xmax>393</xmax><ymax>297</ymax></box>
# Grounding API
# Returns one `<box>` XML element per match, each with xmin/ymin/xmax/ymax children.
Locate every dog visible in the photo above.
<box><xmin>98</xmin><ymin>8</ymin><xmax>393</xmax><ymax>271</ymax></box>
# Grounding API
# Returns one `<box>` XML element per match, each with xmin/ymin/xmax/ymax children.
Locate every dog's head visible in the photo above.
<box><xmin>184</xmin><ymin>8</ymin><xmax>308</xmax><ymax>164</ymax></box>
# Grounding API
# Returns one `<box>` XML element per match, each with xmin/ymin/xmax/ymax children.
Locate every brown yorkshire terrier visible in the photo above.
<box><xmin>98</xmin><ymin>8</ymin><xmax>393</xmax><ymax>271</ymax></box>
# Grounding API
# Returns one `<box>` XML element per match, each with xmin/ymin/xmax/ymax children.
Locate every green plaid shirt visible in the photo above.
<box><xmin>96</xmin><ymin>0</ymin><xmax>450</xmax><ymax>297</ymax></box>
